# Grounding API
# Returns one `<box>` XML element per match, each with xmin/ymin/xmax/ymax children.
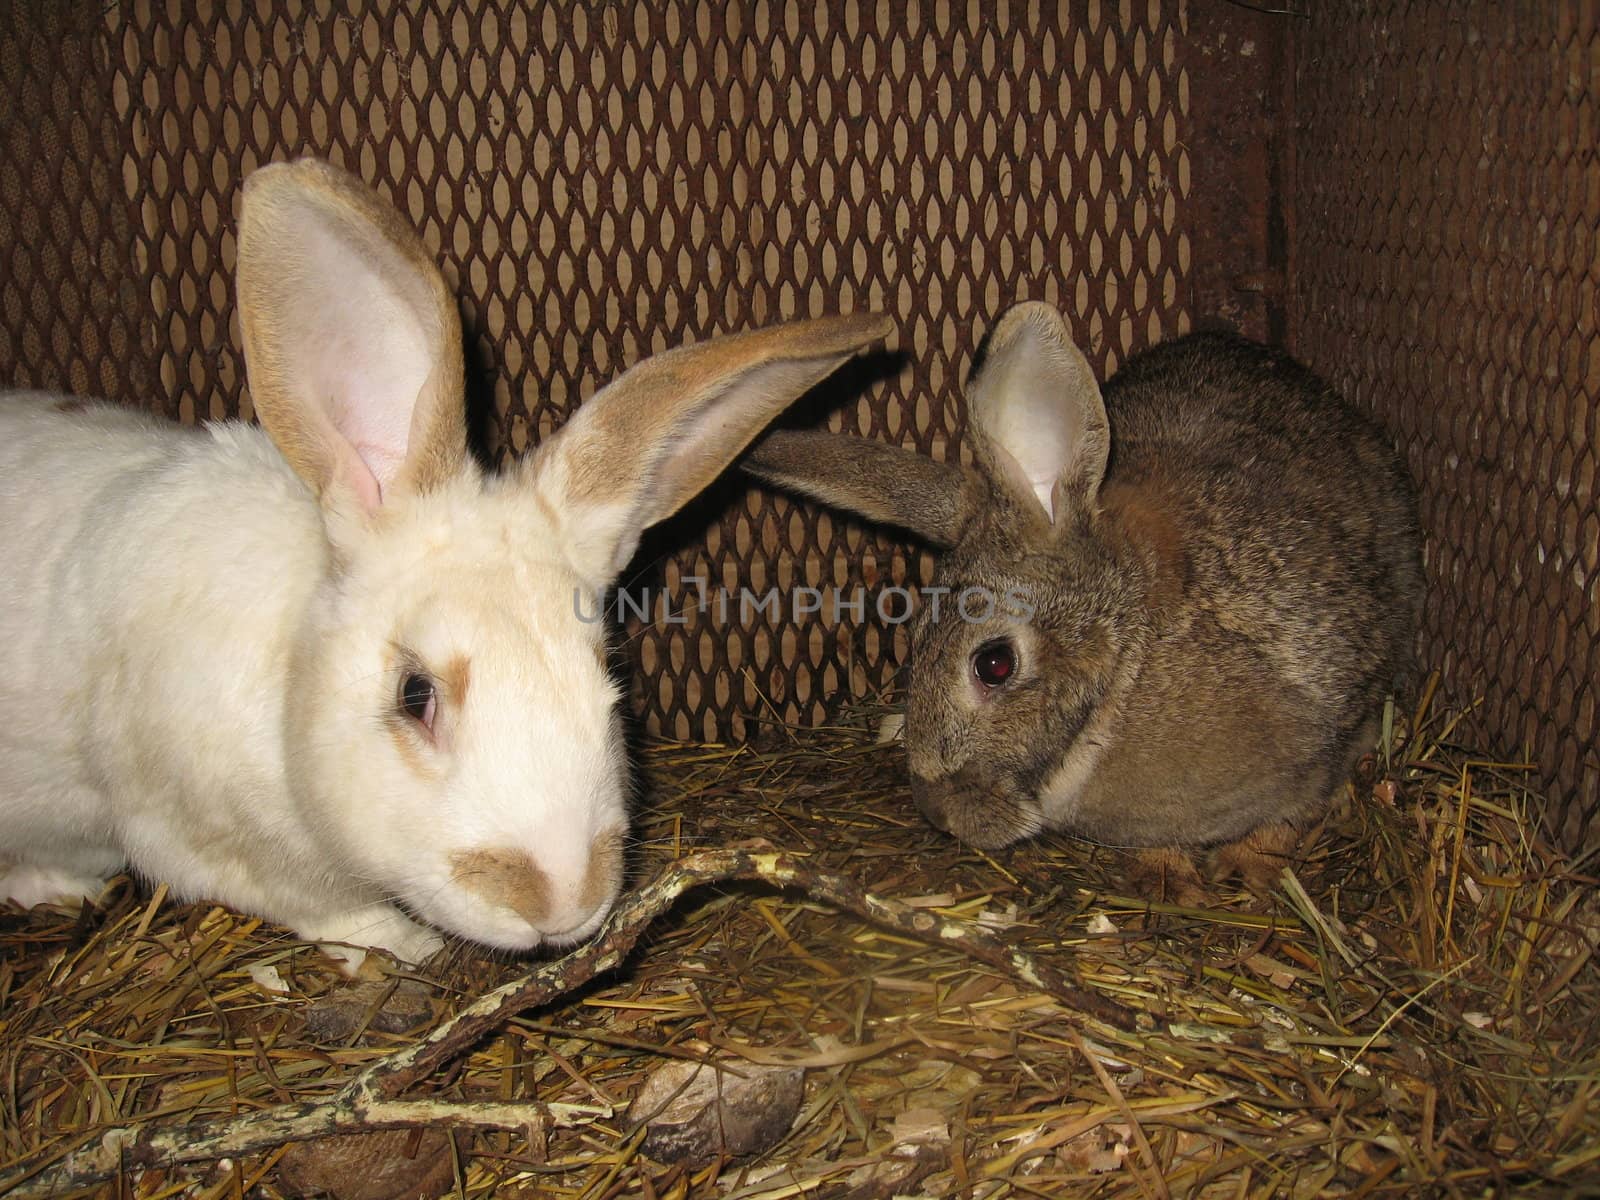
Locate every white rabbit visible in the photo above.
<box><xmin>0</xmin><ymin>158</ymin><xmax>891</xmax><ymax>969</ymax></box>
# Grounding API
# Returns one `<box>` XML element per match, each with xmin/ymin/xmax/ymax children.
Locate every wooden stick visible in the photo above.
<box><xmin>1</xmin><ymin>848</ymin><xmax>1128</xmax><ymax>1198</ymax></box>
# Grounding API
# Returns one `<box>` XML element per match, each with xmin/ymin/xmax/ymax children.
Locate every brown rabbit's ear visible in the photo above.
<box><xmin>741</xmin><ymin>430</ymin><xmax>970</xmax><ymax>549</ymax></box>
<box><xmin>236</xmin><ymin>159</ymin><xmax>467</xmax><ymax>515</ymax></box>
<box><xmin>967</xmin><ymin>301</ymin><xmax>1108</xmax><ymax>524</ymax></box>
<box><xmin>532</xmin><ymin>313</ymin><xmax>893</xmax><ymax>588</ymax></box>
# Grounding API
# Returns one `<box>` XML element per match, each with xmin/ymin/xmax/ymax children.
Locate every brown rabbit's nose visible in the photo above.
<box><xmin>910</xmin><ymin>774</ymin><xmax>951</xmax><ymax>833</ymax></box>
<box><xmin>451</xmin><ymin>828</ymin><xmax>623</xmax><ymax>934</ymax></box>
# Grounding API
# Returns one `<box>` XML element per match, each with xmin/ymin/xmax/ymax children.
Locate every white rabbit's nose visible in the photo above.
<box><xmin>450</xmin><ymin>827</ymin><xmax>623</xmax><ymax>937</ymax></box>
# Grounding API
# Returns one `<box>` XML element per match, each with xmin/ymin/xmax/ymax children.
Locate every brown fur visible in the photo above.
<box><xmin>544</xmin><ymin>314</ymin><xmax>893</xmax><ymax>528</ymax></box>
<box><xmin>742</xmin><ymin>312</ymin><xmax>1422</xmax><ymax>902</ymax></box>
<box><xmin>746</xmin><ymin>431</ymin><xmax>971</xmax><ymax>548</ymax></box>
<box><xmin>451</xmin><ymin>848</ymin><xmax>551</xmax><ymax>927</ymax></box>
<box><xmin>450</xmin><ymin>826</ymin><xmax>623</xmax><ymax>929</ymax></box>
<box><xmin>1212</xmin><ymin>821</ymin><xmax>1302</xmax><ymax>895</ymax></box>
<box><xmin>381</xmin><ymin>647</ymin><xmax>470</xmax><ymax>773</ymax></box>
<box><xmin>437</xmin><ymin>654</ymin><xmax>471</xmax><ymax>709</ymax></box>
<box><xmin>1127</xmin><ymin>847</ymin><xmax>1208</xmax><ymax>908</ymax></box>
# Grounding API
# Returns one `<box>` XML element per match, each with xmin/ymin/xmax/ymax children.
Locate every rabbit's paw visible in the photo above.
<box><xmin>1211</xmin><ymin>822</ymin><xmax>1301</xmax><ymax>899</ymax></box>
<box><xmin>300</xmin><ymin>904</ymin><xmax>444</xmax><ymax>975</ymax></box>
<box><xmin>1127</xmin><ymin>847</ymin><xmax>1208</xmax><ymax>908</ymax></box>
<box><xmin>0</xmin><ymin>863</ymin><xmax>109</xmax><ymax>909</ymax></box>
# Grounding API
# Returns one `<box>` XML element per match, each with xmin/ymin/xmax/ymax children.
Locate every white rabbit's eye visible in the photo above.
<box><xmin>972</xmin><ymin>640</ymin><xmax>1016</xmax><ymax>689</ymax></box>
<box><xmin>400</xmin><ymin>672</ymin><xmax>437</xmax><ymax>730</ymax></box>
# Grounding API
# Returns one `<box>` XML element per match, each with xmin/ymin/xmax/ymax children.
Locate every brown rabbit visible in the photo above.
<box><xmin>742</xmin><ymin>302</ymin><xmax>1422</xmax><ymax>899</ymax></box>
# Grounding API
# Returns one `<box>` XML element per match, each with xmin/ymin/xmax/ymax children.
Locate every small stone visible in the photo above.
<box><xmin>277</xmin><ymin>1128</ymin><xmax>461</xmax><ymax>1200</ymax></box>
<box><xmin>304</xmin><ymin>980</ymin><xmax>436</xmax><ymax>1042</ymax></box>
<box><xmin>625</xmin><ymin>1056</ymin><xmax>804</xmax><ymax>1166</ymax></box>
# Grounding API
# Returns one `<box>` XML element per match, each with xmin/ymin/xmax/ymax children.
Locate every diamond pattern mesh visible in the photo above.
<box><xmin>0</xmin><ymin>0</ymin><xmax>1193</xmax><ymax>743</ymax></box>
<box><xmin>7</xmin><ymin>2</ymin><xmax>1595</xmax><ymax>842</ymax></box>
<box><xmin>0</xmin><ymin>4</ymin><xmax>147</xmax><ymax>403</ymax></box>
<box><xmin>1291</xmin><ymin>4</ymin><xmax>1600</xmax><ymax>844</ymax></box>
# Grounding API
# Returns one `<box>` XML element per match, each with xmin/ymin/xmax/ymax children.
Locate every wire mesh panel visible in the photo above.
<box><xmin>1292</xmin><ymin>4</ymin><xmax>1600</xmax><ymax>844</ymax></box>
<box><xmin>0</xmin><ymin>4</ymin><xmax>149</xmax><ymax>403</ymax></box>
<box><xmin>0</xmin><ymin>0</ymin><xmax>1194</xmax><ymax>741</ymax></box>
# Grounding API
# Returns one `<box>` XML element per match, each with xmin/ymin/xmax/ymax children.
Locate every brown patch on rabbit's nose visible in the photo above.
<box><xmin>451</xmin><ymin>828</ymin><xmax>624</xmax><ymax>932</ymax></box>
<box><xmin>451</xmin><ymin>849</ymin><xmax>550</xmax><ymax>926</ymax></box>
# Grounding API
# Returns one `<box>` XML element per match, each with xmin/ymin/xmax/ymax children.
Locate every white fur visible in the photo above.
<box><xmin>0</xmin><ymin>394</ymin><xmax>624</xmax><ymax>965</ymax></box>
<box><xmin>0</xmin><ymin>162</ymin><xmax>885</xmax><ymax>971</ymax></box>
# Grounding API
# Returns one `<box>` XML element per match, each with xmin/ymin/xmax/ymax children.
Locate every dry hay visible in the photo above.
<box><xmin>2</xmin><ymin>678</ymin><xmax>1597</xmax><ymax>1198</ymax></box>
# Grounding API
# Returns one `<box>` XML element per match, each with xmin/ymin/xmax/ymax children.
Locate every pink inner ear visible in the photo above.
<box><xmin>303</xmin><ymin>321</ymin><xmax>426</xmax><ymax>483</ymax></box>
<box><xmin>332</xmin><ymin>437</ymin><xmax>384</xmax><ymax>513</ymax></box>
<box><xmin>991</xmin><ymin>439</ymin><xmax>1058</xmax><ymax>523</ymax></box>
<box><xmin>351</xmin><ymin>438</ymin><xmax>406</xmax><ymax>498</ymax></box>
<box><xmin>285</xmin><ymin>212</ymin><xmax>438</xmax><ymax>504</ymax></box>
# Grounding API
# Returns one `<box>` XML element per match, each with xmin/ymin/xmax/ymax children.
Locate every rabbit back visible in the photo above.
<box><xmin>1103</xmin><ymin>333</ymin><xmax>1420</xmax><ymax>708</ymax></box>
<box><xmin>1053</xmin><ymin>333</ymin><xmax>1421</xmax><ymax>845</ymax></box>
<box><xmin>0</xmin><ymin>393</ymin><xmax>330</xmax><ymax>909</ymax></box>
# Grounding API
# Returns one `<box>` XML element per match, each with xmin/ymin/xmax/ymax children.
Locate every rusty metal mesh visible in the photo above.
<box><xmin>1291</xmin><ymin>4</ymin><xmax>1600</xmax><ymax>844</ymax></box>
<box><xmin>0</xmin><ymin>0</ymin><xmax>1192</xmax><ymax>741</ymax></box>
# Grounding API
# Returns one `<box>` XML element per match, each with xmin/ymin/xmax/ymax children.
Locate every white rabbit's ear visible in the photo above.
<box><xmin>967</xmin><ymin>301</ymin><xmax>1108</xmax><ymax>524</ymax></box>
<box><xmin>236</xmin><ymin>159</ymin><xmax>467</xmax><ymax>514</ymax></box>
<box><xmin>532</xmin><ymin>313</ymin><xmax>893</xmax><ymax>587</ymax></box>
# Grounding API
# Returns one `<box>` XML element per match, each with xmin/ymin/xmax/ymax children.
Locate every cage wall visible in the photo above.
<box><xmin>3</xmin><ymin>3</ymin><xmax>1592</xmax><ymax>841</ymax></box>
<box><xmin>1289</xmin><ymin>3</ymin><xmax>1600</xmax><ymax>844</ymax></box>
<box><xmin>0</xmin><ymin>0</ymin><xmax>1199</xmax><ymax>743</ymax></box>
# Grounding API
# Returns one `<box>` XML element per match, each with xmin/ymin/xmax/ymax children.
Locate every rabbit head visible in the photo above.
<box><xmin>742</xmin><ymin>303</ymin><xmax>1124</xmax><ymax>847</ymax></box>
<box><xmin>902</xmin><ymin>304</ymin><xmax>1164</xmax><ymax>849</ymax></box>
<box><xmin>238</xmin><ymin>160</ymin><xmax>891</xmax><ymax>950</ymax></box>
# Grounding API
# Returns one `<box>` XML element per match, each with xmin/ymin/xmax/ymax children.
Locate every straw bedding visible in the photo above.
<box><xmin>2</xmin><ymin>682</ymin><xmax>1597</xmax><ymax>1198</ymax></box>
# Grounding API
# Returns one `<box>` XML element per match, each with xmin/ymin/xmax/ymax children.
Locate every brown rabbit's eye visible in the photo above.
<box><xmin>400</xmin><ymin>672</ymin><xmax>437</xmax><ymax>730</ymax></box>
<box><xmin>972</xmin><ymin>641</ymin><xmax>1016</xmax><ymax>689</ymax></box>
